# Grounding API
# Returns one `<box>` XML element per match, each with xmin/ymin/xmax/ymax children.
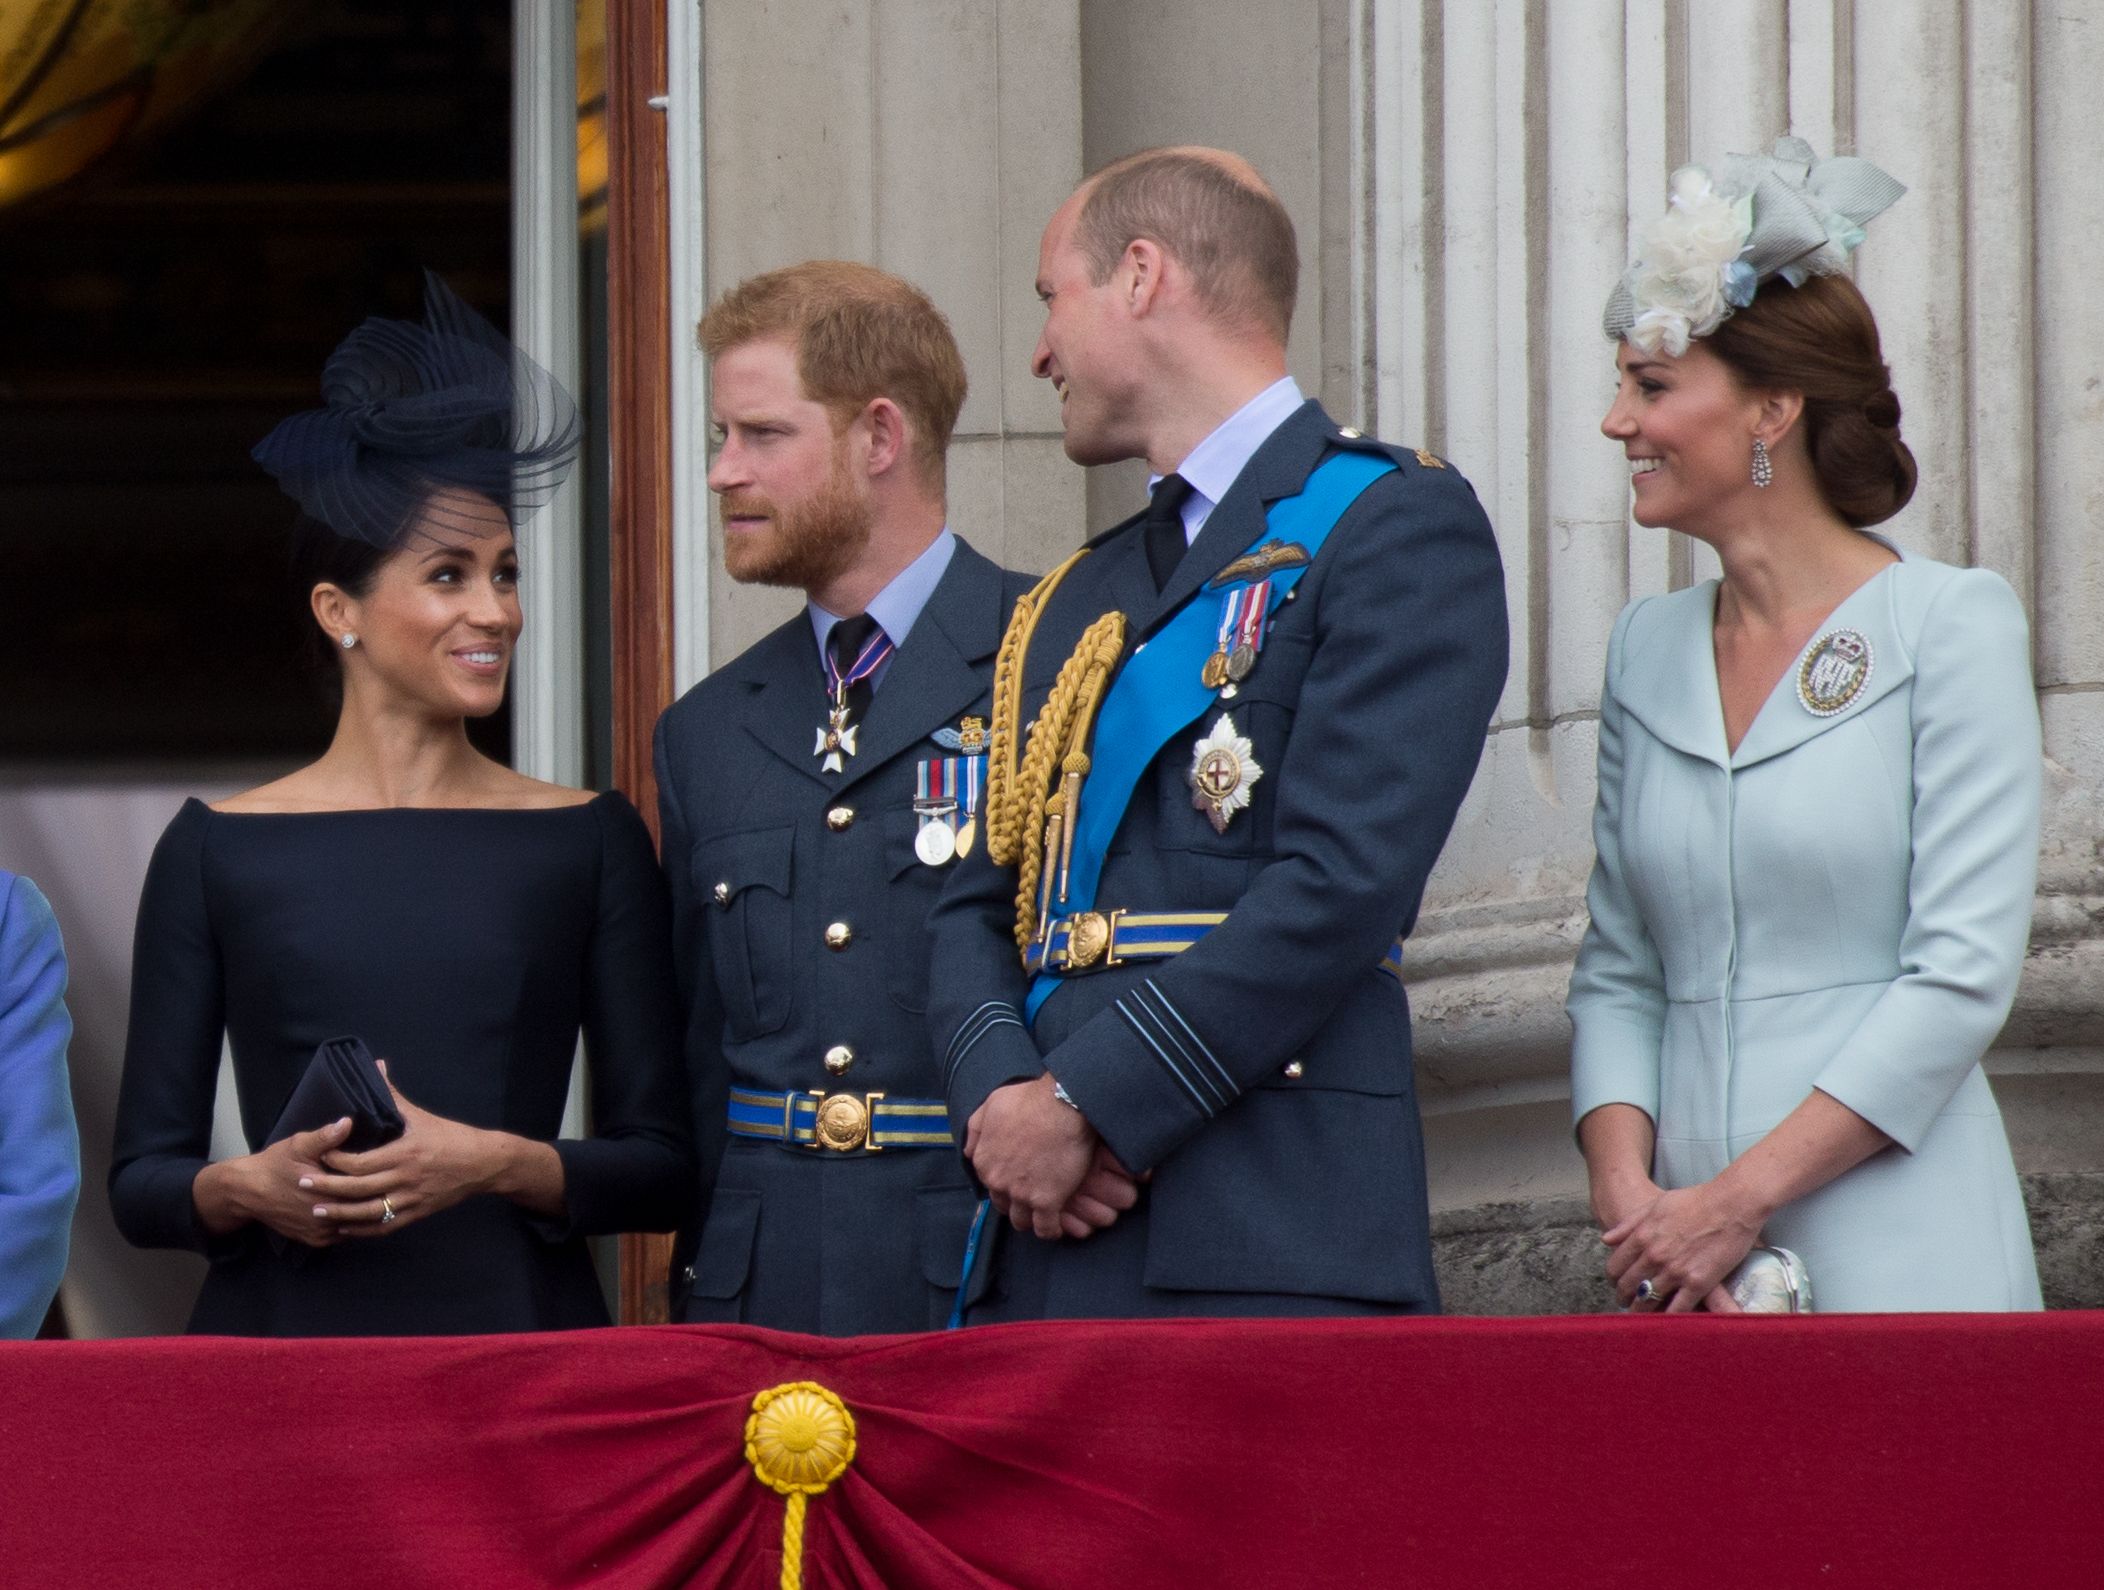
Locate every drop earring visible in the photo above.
<box><xmin>341</xmin><ymin>633</ymin><xmax>358</xmax><ymax>649</ymax></box>
<box><xmin>1750</xmin><ymin>437</ymin><xmax>1773</xmax><ymax>489</ymax></box>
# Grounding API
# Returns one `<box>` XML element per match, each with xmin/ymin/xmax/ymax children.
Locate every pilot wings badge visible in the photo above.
<box><xmin>1188</xmin><ymin>713</ymin><xmax>1262</xmax><ymax>834</ymax></box>
<box><xmin>1208</xmin><ymin>539</ymin><xmax>1309</xmax><ymax>590</ymax></box>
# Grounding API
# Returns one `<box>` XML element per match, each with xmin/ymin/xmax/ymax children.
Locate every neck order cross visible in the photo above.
<box><xmin>816</xmin><ymin>615</ymin><xmax>893</xmax><ymax>773</ymax></box>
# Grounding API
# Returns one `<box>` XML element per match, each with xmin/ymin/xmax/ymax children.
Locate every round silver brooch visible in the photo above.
<box><xmin>1797</xmin><ymin>628</ymin><xmax>1873</xmax><ymax>717</ymax></box>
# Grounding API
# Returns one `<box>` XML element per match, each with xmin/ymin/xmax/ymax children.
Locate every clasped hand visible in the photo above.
<box><xmin>1602</xmin><ymin>1179</ymin><xmax>1758</xmax><ymax>1314</ymax></box>
<box><xmin>965</xmin><ymin>1076</ymin><xmax>1142</xmax><ymax>1240</ymax></box>
<box><xmin>294</xmin><ymin>1064</ymin><xmax>498</xmax><ymax>1239</ymax></box>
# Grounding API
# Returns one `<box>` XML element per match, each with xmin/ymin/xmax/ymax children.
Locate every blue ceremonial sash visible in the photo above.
<box><xmin>1023</xmin><ymin>448</ymin><xmax>1397</xmax><ymax>1024</ymax></box>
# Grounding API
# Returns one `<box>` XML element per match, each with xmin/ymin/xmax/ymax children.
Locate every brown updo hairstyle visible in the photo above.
<box><xmin>1703</xmin><ymin>271</ymin><xmax>1916</xmax><ymax>527</ymax></box>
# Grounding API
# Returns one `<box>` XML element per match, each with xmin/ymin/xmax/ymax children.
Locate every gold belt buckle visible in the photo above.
<box><xmin>1062</xmin><ymin>909</ymin><xmax>1121</xmax><ymax>972</ymax></box>
<box><xmin>809</xmin><ymin>1090</ymin><xmax>883</xmax><ymax>1151</ymax></box>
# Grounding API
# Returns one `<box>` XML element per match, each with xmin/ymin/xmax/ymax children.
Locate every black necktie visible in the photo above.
<box><xmin>1144</xmin><ymin>473</ymin><xmax>1196</xmax><ymax>591</ymax></box>
<box><xmin>824</xmin><ymin>612</ymin><xmax>887</xmax><ymax>726</ymax></box>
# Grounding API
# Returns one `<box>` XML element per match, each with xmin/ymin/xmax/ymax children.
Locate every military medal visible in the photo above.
<box><xmin>1187</xmin><ymin>713</ymin><xmax>1262</xmax><ymax>834</ymax></box>
<box><xmin>915</xmin><ymin>816</ymin><xmax>958</xmax><ymax>865</ymax></box>
<box><xmin>816</xmin><ymin>623</ymin><xmax>895</xmax><ymax>773</ymax></box>
<box><xmin>1202</xmin><ymin>579</ymin><xmax>1274</xmax><ymax>692</ymax></box>
<box><xmin>1797</xmin><ymin>628</ymin><xmax>1873</xmax><ymax>717</ymax></box>
<box><xmin>914</xmin><ymin>752</ymin><xmax>985</xmax><ymax>866</ymax></box>
<box><xmin>1202</xmin><ymin>588</ymin><xmax>1238</xmax><ymax>690</ymax></box>
<box><xmin>815</xmin><ymin>709</ymin><xmax>860</xmax><ymax>774</ymax></box>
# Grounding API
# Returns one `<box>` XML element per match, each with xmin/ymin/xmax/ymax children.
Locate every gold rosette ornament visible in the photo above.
<box><xmin>746</xmin><ymin>1382</ymin><xmax>858</xmax><ymax>1590</ymax></box>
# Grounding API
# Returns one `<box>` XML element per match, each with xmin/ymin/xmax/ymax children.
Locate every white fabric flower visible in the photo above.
<box><xmin>1622</xmin><ymin>166</ymin><xmax>1755</xmax><ymax>355</ymax></box>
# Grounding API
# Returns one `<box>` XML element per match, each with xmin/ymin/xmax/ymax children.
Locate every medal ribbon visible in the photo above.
<box><xmin>1212</xmin><ymin>587</ymin><xmax>1243</xmax><ymax>659</ymax></box>
<box><xmin>824</xmin><ymin>625</ymin><xmax>894</xmax><ymax>702</ymax></box>
<box><xmin>917</xmin><ymin>756</ymin><xmax>986</xmax><ymax>830</ymax></box>
<box><xmin>1236</xmin><ymin>579</ymin><xmax>1272</xmax><ymax>657</ymax></box>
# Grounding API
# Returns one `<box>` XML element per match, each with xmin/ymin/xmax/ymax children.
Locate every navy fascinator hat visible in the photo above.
<box><xmin>252</xmin><ymin>271</ymin><xmax>582</xmax><ymax>549</ymax></box>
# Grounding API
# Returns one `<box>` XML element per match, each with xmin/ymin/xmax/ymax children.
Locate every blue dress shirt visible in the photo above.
<box><xmin>1150</xmin><ymin>375</ymin><xmax>1306</xmax><ymax>544</ymax></box>
<box><xmin>808</xmin><ymin>527</ymin><xmax>959</xmax><ymax>690</ymax></box>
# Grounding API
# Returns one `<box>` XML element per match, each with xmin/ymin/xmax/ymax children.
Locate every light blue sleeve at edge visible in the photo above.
<box><xmin>0</xmin><ymin>874</ymin><xmax>82</xmax><ymax>1339</ymax></box>
<box><xmin>1811</xmin><ymin>569</ymin><xmax>2043</xmax><ymax>1152</ymax></box>
<box><xmin>1566</xmin><ymin>600</ymin><xmax>1667</xmax><ymax>1129</ymax></box>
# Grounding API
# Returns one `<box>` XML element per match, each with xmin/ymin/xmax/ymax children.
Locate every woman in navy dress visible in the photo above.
<box><xmin>111</xmin><ymin>275</ymin><xmax>690</xmax><ymax>1335</ymax></box>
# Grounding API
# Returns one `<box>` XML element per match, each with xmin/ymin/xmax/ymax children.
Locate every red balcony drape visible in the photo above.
<box><xmin>3</xmin><ymin>1314</ymin><xmax>2098</xmax><ymax>1587</ymax></box>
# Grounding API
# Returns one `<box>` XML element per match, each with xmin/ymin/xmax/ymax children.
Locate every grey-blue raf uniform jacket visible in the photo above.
<box><xmin>656</xmin><ymin>537</ymin><xmax>1034</xmax><ymax>1334</ymax></box>
<box><xmin>925</xmin><ymin>404</ymin><xmax>1509</xmax><ymax>1318</ymax></box>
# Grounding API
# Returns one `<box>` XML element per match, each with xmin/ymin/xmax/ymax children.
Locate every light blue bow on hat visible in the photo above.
<box><xmin>1605</xmin><ymin>136</ymin><xmax>1906</xmax><ymax>347</ymax></box>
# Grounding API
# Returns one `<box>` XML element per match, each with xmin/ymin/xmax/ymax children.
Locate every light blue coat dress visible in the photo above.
<box><xmin>1568</xmin><ymin>553</ymin><xmax>2042</xmax><ymax>1311</ymax></box>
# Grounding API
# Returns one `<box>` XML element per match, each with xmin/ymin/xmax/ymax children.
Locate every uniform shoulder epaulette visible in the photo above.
<box><xmin>1328</xmin><ymin>423</ymin><xmax>1448</xmax><ymax>473</ymax></box>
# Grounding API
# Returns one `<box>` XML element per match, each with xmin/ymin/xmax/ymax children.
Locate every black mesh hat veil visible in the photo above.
<box><xmin>252</xmin><ymin>271</ymin><xmax>582</xmax><ymax>548</ymax></box>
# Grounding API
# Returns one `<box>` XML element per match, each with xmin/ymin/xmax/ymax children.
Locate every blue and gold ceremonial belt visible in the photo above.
<box><xmin>727</xmin><ymin>1087</ymin><xmax>954</xmax><ymax>1153</ymax></box>
<box><xmin>1025</xmin><ymin>908</ymin><xmax>1406</xmax><ymax>983</ymax></box>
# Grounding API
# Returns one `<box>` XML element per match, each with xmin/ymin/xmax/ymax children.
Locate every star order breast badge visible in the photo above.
<box><xmin>1188</xmin><ymin>712</ymin><xmax>1262</xmax><ymax>834</ymax></box>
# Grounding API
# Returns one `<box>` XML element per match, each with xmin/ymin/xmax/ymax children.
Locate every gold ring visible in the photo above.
<box><xmin>380</xmin><ymin>1196</ymin><xmax>397</xmax><ymax>1225</ymax></box>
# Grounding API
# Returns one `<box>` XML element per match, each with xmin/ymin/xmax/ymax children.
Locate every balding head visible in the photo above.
<box><xmin>1070</xmin><ymin>146</ymin><xmax>1299</xmax><ymax>342</ymax></box>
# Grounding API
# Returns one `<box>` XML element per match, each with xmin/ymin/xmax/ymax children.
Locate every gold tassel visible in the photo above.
<box><xmin>745</xmin><ymin>1382</ymin><xmax>857</xmax><ymax>1590</ymax></box>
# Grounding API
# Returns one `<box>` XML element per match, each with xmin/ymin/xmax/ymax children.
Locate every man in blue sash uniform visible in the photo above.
<box><xmin>656</xmin><ymin>262</ymin><xmax>1034</xmax><ymax>1332</ymax></box>
<box><xmin>928</xmin><ymin>149</ymin><xmax>1509</xmax><ymax>1319</ymax></box>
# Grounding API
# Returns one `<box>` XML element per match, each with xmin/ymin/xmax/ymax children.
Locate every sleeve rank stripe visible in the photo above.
<box><xmin>1143</xmin><ymin>977</ymin><xmax>1239</xmax><ymax>1102</ymax></box>
<box><xmin>1114</xmin><ymin>994</ymin><xmax>1222</xmax><ymax>1116</ymax></box>
<box><xmin>947</xmin><ymin>1002</ymin><xmax>1025</xmax><ymax>1083</ymax></box>
<box><xmin>1125</xmin><ymin>985</ymin><xmax>1232</xmax><ymax>1109</ymax></box>
<box><xmin>947</xmin><ymin>1000</ymin><xmax>1018</xmax><ymax>1064</ymax></box>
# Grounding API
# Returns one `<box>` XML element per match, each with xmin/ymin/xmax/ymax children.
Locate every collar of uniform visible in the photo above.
<box><xmin>1613</xmin><ymin>538</ymin><xmax>1914</xmax><ymax>772</ymax></box>
<box><xmin>821</xmin><ymin>535</ymin><xmax>1009</xmax><ymax>791</ymax></box>
<box><xmin>807</xmin><ymin>527</ymin><xmax>958</xmax><ymax>662</ymax></box>
<box><xmin>728</xmin><ymin>536</ymin><xmax>1003</xmax><ymax>789</ymax></box>
<box><xmin>1142</xmin><ymin>400</ymin><xmax>1341</xmax><ymax>629</ymax></box>
<box><xmin>1148</xmin><ymin>375</ymin><xmax>1304</xmax><ymax>545</ymax></box>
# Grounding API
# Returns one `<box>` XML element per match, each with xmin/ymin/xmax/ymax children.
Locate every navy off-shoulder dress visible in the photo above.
<box><xmin>110</xmin><ymin>793</ymin><xmax>692</xmax><ymax>1336</ymax></box>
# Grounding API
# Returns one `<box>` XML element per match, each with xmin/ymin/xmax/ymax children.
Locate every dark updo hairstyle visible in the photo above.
<box><xmin>1703</xmin><ymin>271</ymin><xmax>1916</xmax><ymax>528</ymax></box>
<box><xmin>287</xmin><ymin>511</ymin><xmax>390</xmax><ymax>695</ymax></box>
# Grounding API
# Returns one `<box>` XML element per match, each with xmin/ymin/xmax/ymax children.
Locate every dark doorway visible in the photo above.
<box><xmin>0</xmin><ymin>1</ymin><xmax>514</xmax><ymax>762</ymax></box>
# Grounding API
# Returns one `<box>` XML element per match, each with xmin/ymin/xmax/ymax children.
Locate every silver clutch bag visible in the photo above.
<box><xmin>1727</xmin><ymin>1246</ymin><xmax>1812</xmax><ymax>1313</ymax></box>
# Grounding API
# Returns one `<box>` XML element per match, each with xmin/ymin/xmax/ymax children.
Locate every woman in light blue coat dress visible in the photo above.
<box><xmin>1569</xmin><ymin>140</ymin><xmax>2042</xmax><ymax>1313</ymax></box>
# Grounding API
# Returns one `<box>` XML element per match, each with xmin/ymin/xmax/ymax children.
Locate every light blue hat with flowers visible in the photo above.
<box><xmin>1604</xmin><ymin>136</ymin><xmax>1906</xmax><ymax>356</ymax></box>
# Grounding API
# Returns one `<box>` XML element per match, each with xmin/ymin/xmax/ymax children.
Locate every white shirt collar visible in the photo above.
<box><xmin>1148</xmin><ymin>375</ymin><xmax>1305</xmax><ymax>544</ymax></box>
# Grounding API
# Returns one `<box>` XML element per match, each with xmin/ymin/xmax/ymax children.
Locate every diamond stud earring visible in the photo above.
<box><xmin>341</xmin><ymin>633</ymin><xmax>358</xmax><ymax>649</ymax></box>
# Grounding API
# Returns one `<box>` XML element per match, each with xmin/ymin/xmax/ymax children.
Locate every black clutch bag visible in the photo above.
<box><xmin>265</xmin><ymin>1035</ymin><xmax>405</xmax><ymax>1153</ymax></box>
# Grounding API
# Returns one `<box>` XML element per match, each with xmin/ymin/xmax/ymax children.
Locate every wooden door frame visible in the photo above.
<box><xmin>606</xmin><ymin>0</ymin><xmax>679</xmax><ymax>1325</ymax></box>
